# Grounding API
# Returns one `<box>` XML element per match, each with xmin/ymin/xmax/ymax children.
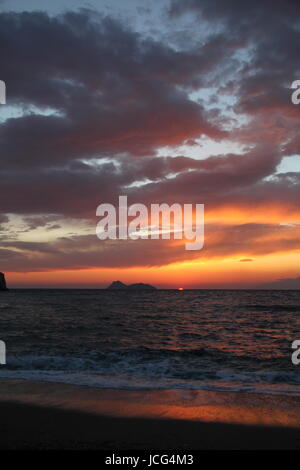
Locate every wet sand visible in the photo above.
<box><xmin>0</xmin><ymin>379</ymin><xmax>300</xmax><ymax>449</ymax></box>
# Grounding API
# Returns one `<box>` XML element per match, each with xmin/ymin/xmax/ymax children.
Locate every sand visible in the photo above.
<box><xmin>0</xmin><ymin>379</ymin><xmax>300</xmax><ymax>449</ymax></box>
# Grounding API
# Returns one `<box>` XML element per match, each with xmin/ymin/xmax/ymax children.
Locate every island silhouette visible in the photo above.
<box><xmin>106</xmin><ymin>280</ymin><xmax>156</xmax><ymax>290</ymax></box>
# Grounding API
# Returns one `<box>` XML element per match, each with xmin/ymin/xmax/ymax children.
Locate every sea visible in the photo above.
<box><xmin>0</xmin><ymin>289</ymin><xmax>299</xmax><ymax>395</ymax></box>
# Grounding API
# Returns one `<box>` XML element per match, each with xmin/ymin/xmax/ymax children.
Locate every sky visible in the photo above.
<box><xmin>0</xmin><ymin>0</ymin><xmax>300</xmax><ymax>288</ymax></box>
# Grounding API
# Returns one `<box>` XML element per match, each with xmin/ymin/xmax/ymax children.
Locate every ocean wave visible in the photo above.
<box><xmin>1</xmin><ymin>350</ymin><xmax>299</xmax><ymax>395</ymax></box>
<box><xmin>1</xmin><ymin>368</ymin><xmax>300</xmax><ymax>396</ymax></box>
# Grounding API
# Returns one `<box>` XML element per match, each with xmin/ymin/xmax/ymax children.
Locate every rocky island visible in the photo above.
<box><xmin>106</xmin><ymin>280</ymin><xmax>156</xmax><ymax>290</ymax></box>
<box><xmin>0</xmin><ymin>272</ymin><xmax>8</xmax><ymax>291</ymax></box>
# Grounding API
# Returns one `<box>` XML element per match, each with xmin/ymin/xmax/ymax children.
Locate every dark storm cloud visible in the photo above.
<box><xmin>132</xmin><ymin>146</ymin><xmax>292</xmax><ymax>207</ymax></box>
<box><xmin>169</xmin><ymin>0</ymin><xmax>300</xmax><ymax>33</ymax></box>
<box><xmin>0</xmin><ymin>7</ymin><xmax>295</xmax><ymax>209</ymax></box>
<box><xmin>22</xmin><ymin>215</ymin><xmax>62</xmax><ymax>230</ymax></box>
<box><xmin>0</xmin><ymin>163</ymin><xmax>128</xmax><ymax>216</ymax></box>
<box><xmin>1</xmin><ymin>4</ymin><xmax>300</xmax><ymax>273</ymax></box>
<box><xmin>0</xmin><ymin>214</ymin><xmax>9</xmax><ymax>224</ymax></box>
<box><xmin>0</xmin><ymin>9</ymin><xmax>225</xmax><ymax>170</ymax></box>
<box><xmin>0</xmin><ymin>144</ymin><xmax>296</xmax><ymax>217</ymax></box>
<box><xmin>170</xmin><ymin>0</ymin><xmax>300</xmax><ymax>120</ymax></box>
<box><xmin>0</xmin><ymin>214</ymin><xmax>9</xmax><ymax>231</ymax></box>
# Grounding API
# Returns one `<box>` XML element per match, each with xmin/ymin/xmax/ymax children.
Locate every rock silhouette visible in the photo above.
<box><xmin>106</xmin><ymin>280</ymin><xmax>156</xmax><ymax>290</ymax></box>
<box><xmin>107</xmin><ymin>281</ymin><xmax>127</xmax><ymax>290</ymax></box>
<box><xmin>127</xmin><ymin>283</ymin><xmax>156</xmax><ymax>290</ymax></box>
<box><xmin>0</xmin><ymin>272</ymin><xmax>7</xmax><ymax>291</ymax></box>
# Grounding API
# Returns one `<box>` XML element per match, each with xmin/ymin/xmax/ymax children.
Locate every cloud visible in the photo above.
<box><xmin>0</xmin><ymin>214</ymin><xmax>9</xmax><ymax>224</ymax></box>
<box><xmin>1</xmin><ymin>222</ymin><xmax>299</xmax><ymax>272</ymax></box>
<box><xmin>0</xmin><ymin>5</ymin><xmax>300</xmax><ymax>276</ymax></box>
<box><xmin>1</xmin><ymin>143</ymin><xmax>298</xmax><ymax>218</ymax></box>
<box><xmin>263</xmin><ymin>275</ymin><xmax>300</xmax><ymax>289</ymax></box>
<box><xmin>170</xmin><ymin>0</ymin><xmax>300</xmax><ymax>127</ymax></box>
<box><xmin>0</xmin><ymin>10</ymin><xmax>224</xmax><ymax>170</ymax></box>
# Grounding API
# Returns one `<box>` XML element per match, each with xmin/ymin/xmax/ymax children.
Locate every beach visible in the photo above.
<box><xmin>2</xmin><ymin>0</ymin><xmax>300</xmax><ymax>453</ymax></box>
<box><xmin>1</xmin><ymin>289</ymin><xmax>300</xmax><ymax>450</ymax></box>
<box><xmin>0</xmin><ymin>379</ymin><xmax>300</xmax><ymax>449</ymax></box>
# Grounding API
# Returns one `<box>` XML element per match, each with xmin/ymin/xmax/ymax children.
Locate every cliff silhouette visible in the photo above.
<box><xmin>0</xmin><ymin>272</ymin><xmax>8</xmax><ymax>291</ymax></box>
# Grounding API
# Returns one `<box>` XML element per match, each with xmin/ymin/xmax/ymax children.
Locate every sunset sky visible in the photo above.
<box><xmin>0</xmin><ymin>0</ymin><xmax>300</xmax><ymax>288</ymax></box>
